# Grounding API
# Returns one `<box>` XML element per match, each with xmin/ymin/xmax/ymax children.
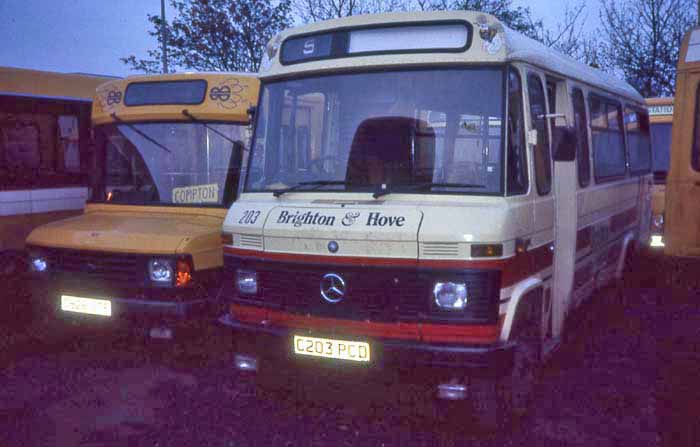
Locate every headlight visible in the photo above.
<box><xmin>236</xmin><ymin>269</ymin><xmax>258</xmax><ymax>295</ymax></box>
<box><xmin>29</xmin><ymin>255</ymin><xmax>48</xmax><ymax>273</ymax></box>
<box><xmin>433</xmin><ymin>281</ymin><xmax>468</xmax><ymax>310</ymax></box>
<box><xmin>260</xmin><ymin>34</ymin><xmax>282</xmax><ymax>72</ymax></box>
<box><xmin>149</xmin><ymin>258</ymin><xmax>174</xmax><ymax>284</ymax></box>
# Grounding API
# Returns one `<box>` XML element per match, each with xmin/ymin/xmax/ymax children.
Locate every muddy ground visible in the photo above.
<box><xmin>0</xmin><ymin>271</ymin><xmax>689</xmax><ymax>446</ymax></box>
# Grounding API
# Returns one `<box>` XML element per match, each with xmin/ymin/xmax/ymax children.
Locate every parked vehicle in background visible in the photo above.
<box><xmin>646</xmin><ymin>97</ymin><xmax>673</xmax><ymax>249</ymax></box>
<box><xmin>219</xmin><ymin>11</ymin><xmax>652</xmax><ymax>428</ymax></box>
<box><xmin>0</xmin><ymin>67</ymin><xmax>114</xmax><ymax>277</ymax></box>
<box><xmin>25</xmin><ymin>72</ymin><xmax>259</xmax><ymax>340</ymax></box>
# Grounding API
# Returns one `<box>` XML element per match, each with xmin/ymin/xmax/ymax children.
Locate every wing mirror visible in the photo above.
<box><xmin>552</xmin><ymin>126</ymin><xmax>577</xmax><ymax>162</ymax></box>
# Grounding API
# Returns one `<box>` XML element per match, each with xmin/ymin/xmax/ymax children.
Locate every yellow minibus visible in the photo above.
<box><xmin>218</xmin><ymin>11</ymin><xmax>651</xmax><ymax>428</ymax></box>
<box><xmin>1</xmin><ymin>67</ymin><xmax>114</xmax><ymax>277</ymax></box>
<box><xmin>26</xmin><ymin>72</ymin><xmax>259</xmax><ymax>339</ymax></box>
<box><xmin>663</xmin><ymin>26</ymin><xmax>700</xmax><ymax>269</ymax></box>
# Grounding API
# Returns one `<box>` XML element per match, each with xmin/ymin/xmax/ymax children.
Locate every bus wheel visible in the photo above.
<box><xmin>471</xmin><ymin>324</ymin><xmax>542</xmax><ymax>431</ymax></box>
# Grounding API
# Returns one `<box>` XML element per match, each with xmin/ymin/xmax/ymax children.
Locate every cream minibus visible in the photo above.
<box><xmin>646</xmin><ymin>97</ymin><xmax>674</xmax><ymax>248</ymax></box>
<box><xmin>1</xmin><ymin>67</ymin><xmax>114</xmax><ymax>277</ymax></box>
<box><xmin>26</xmin><ymin>72</ymin><xmax>258</xmax><ymax>339</ymax></box>
<box><xmin>219</xmin><ymin>11</ymin><xmax>651</xmax><ymax>427</ymax></box>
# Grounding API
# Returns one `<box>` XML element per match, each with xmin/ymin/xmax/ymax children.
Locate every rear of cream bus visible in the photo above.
<box><xmin>25</xmin><ymin>73</ymin><xmax>259</xmax><ymax>340</ymax></box>
<box><xmin>645</xmin><ymin>97</ymin><xmax>674</xmax><ymax>249</ymax></box>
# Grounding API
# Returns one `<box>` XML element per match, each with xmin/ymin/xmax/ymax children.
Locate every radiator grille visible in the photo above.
<box><xmin>38</xmin><ymin>247</ymin><xmax>146</xmax><ymax>283</ymax></box>
<box><xmin>224</xmin><ymin>256</ymin><xmax>500</xmax><ymax>324</ymax></box>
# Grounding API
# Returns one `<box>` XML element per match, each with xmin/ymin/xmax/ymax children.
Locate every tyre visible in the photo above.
<box><xmin>471</xmin><ymin>316</ymin><xmax>542</xmax><ymax>431</ymax></box>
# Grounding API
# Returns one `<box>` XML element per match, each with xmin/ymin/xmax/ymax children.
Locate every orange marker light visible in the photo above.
<box><xmin>176</xmin><ymin>259</ymin><xmax>192</xmax><ymax>287</ymax></box>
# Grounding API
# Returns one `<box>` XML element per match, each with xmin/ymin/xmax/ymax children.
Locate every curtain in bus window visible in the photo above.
<box><xmin>58</xmin><ymin>115</ymin><xmax>81</xmax><ymax>173</ymax></box>
<box><xmin>692</xmin><ymin>85</ymin><xmax>700</xmax><ymax>171</ymax></box>
<box><xmin>0</xmin><ymin>112</ymin><xmax>42</xmax><ymax>188</ymax></box>
<box><xmin>591</xmin><ymin>98</ymin><xmax>626</xmax><ymax>180</ymax></box>
<box><xmin>527</xmin><ymin>74</ymin><xmax>551</xmax><ymax>195</ymax></box>
<box><xmin>572</xmin><ymin>89</ymin><xmax>590</xmax><ymax>187</ymax></box>
<box><xmin>507</xmin><ymin>68</ymin><xmax>528</xmax><ymax>195</ymax></box>
<box><xmin>626</xmin><ymin>108</ymin><xmax>651</xmax><ymax>175</ymax></box>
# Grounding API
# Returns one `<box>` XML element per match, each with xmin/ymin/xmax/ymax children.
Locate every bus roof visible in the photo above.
<box><xmin>92</xmin><ymin>72</ymin><xmax>260</xmax><ymax>126</ymax></box>
<box><xmin>261</xmin><ymin>10</ymin><xmax>643</xmax><ymax>104</ymax></box>
<box><xmin>0</xmin><ymin>66</ymin><xmax>115</xmax><ymax>102</ymax></box>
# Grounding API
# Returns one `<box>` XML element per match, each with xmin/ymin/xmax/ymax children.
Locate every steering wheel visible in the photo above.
<box><xmin>307</xmin><ymin>156</ymin><xmax>340</xmax><ymax>177</ymax></box>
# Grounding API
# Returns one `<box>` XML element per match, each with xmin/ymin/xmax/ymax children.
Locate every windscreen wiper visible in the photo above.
<box><xmin>110</xmin><ymin>113</ymin><xmax>172</xmax><ymax>153</ymax></box>
<box><xmin>181</xmin><ymin>109</ymin><xmax>242</xmax><ymax>146</ymax></box>
<box><xmin>372</xmin><ymin>182</ymin><xmax>485</xmax><ymax>199</ymax></box>
<box><xmin>272</xmin><ymin>180</ymin><xmax>349</xmax><ymax>198</ymax></box>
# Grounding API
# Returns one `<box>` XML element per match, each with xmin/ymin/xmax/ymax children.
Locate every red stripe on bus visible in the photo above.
<box><xmin>229</xmin><ymin>304</ymin><xmax>501</xmax><ymax>345</ymax></box>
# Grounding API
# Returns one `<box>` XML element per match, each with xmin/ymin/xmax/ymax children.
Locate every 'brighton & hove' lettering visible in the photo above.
<box><xmin>277</xmin><ymin>210</ymin><xmax>336</xmax><ymax>227</ymax></box>
<box><xmin>366</xmin><ymin>212</ymin><xmax>406</xmax><ymax>227</ymax></box>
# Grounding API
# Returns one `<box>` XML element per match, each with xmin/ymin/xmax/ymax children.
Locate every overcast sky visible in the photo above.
<box><xmin>0</xmin><ymin>0</ymin><xmax>602</xmax><ymax>78</ymax></box>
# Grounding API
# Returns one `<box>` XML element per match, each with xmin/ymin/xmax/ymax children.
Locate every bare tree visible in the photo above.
<box><xmin>526</xmin><ymin>1</ymin><xmax>601</xmax><ymax>67</ymax></box>
<box><xmin>122</xmin><ymin>0</ymin><xmax>292</xmax><ymax>73</ymax></box>
<box><xmin>599</xmin><ymin>0</ymin><xmax>696</xmax><ymax>96</ymax></box>
<box><xmin>293</xmin><ymin>0</ymin><xmax>405</xmax><ymax>22</ymax></box>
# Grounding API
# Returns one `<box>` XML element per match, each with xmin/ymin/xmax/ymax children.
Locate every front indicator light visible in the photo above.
<box><xmin>236</xmin><ymin>269</ymin><xmax>258</xmax><ymax>295</ymax></box>
<box><xmin>149</xmin><ymin>258</ymin><xmax>174</xmax><ymax>284</ymax></box>
<box><xmin>176</xmin><ymin>259</ymin><xmax>192</xmax><ymax>287</ymax></box>
<box><xmin>433</xmin><ymin>282</ymin><xmax>468</xmax><ymax>310</ymax></box>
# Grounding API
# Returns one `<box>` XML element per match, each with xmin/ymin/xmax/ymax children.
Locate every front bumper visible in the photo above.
<box><xmin>30</xmin><ymin>276</ymin><xmax>221</xmax><ymax>333</ymax></box>
<box><xmin>219</xmin><ymin>313</ymin><xmax>515</xmax><ymax>383</ymax></box>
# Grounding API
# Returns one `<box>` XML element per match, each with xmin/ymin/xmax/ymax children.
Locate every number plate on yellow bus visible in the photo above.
<box><xmin>60</xmin><ymin>295</ymin><xmax>112</xmax><ymax>317</ymax></box>
<box><xmin>293</xmin><ymin>335</ymin><xmax>370</xmax><ymax>362</ymax></box>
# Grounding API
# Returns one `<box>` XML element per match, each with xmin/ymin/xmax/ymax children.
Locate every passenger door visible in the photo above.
<box><xmin>549</xmin><ymin>80</ymin><xmax>577</xmax><ymax>342</ymax></box>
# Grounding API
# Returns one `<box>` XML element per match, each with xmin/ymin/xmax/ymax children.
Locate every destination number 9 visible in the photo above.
<box><xmin>238</xmin><ymin>210</ymin><xmax>260</xmax><ymax>224</ymax></box>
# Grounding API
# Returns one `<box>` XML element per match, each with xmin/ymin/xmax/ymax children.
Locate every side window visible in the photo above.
<box><xmin>0</xmin><ymin>112</ymin><xmax>43</xmax><ymax>189</ymax></box>
<box><xmin>590</xmin><ymin>95</ymin><xmax>626</xmax><ymax>181</ymax></box>
<box><xmin>692</xmin><ymin>85</ymin><xmax>700</xmax><ymax>171</ymax></box>
<box><xmin>625</xmin><ymin>108</ymin><xmax>652</xmax><ymax>175</ymax></box>
<box><xmin>572</xmin><ymin>88</ymin><xmax>591</xmax><ymax>187</ymax></box>
<box><xmin>507</xmin><ymin>68</ymin><xmax>528</xmax><ymax>195</ymax></box>
<box><xmin>527</xmin><ymin>74</ymin><xmax>551</xmax><ymax>195</ymax></box>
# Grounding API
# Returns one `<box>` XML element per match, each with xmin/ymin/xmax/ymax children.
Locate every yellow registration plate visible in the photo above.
<box><xmin>60</xmin><ymin>295</ymin><xmax>112</xmax><ymax>317</ymax></box>
<box><xmin>293</xmin><ymin>335</ymin><xmax>370</xmax><ymax>362</ymax></box>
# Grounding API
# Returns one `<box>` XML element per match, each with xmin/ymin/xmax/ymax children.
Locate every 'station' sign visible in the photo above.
<box><xmin>172</xmin><ymin>184</ymin><xmax>219</xmax><ymax>204</ymax></box>
<box><xmin>648</xmin><ymin>104</ymin><xmax>674</xmax><ymax>116</ymax></box>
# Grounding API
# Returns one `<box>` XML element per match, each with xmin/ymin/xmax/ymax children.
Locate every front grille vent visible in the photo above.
<box><xmin>237</xmin><ymin>234</ymin><xmax>263</xmax><ymax>249</ymax></box>
<box><xmin>421</xmin><ymin>242</ymin><xmax>461</xmax><ymax>258</ymax></box>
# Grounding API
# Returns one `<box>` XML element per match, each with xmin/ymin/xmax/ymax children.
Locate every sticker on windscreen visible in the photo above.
<box><xmin>172</xmin><ymin>184</ymin><xmax>219</xmax><ymax>204</ymax></box>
